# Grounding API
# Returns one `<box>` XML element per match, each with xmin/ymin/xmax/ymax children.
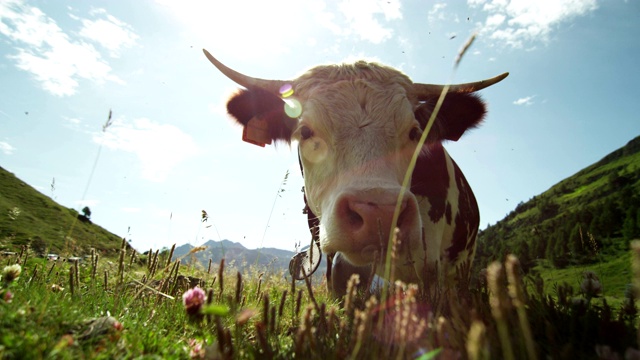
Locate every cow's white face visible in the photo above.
<box><xmin>292</xmin><ymin>79</ymin><xmax>423</xmax><ymax>267</ymax></box>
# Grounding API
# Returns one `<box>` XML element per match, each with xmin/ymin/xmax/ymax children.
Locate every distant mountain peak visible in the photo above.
<box><xmin>201</xmin><ymin>239</ymin><xmax>245</xmax><ymax>249</ymax></box>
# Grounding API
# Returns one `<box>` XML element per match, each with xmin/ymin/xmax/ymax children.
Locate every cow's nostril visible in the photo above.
<box><xmin>347</xmin><ymin>207</ymin><xmax>364</xmax><ymax>229</ymax></box>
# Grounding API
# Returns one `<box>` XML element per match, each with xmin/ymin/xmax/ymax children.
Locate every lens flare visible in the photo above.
<box><xmin>280</xmin><ymin>84</ymin><xmax>294</xmax><ymax>98</ymax></box>
<box><xmin>284</xmin><ymin>98</ymin><xmax>302</xmax><ymax>118</ymax></box>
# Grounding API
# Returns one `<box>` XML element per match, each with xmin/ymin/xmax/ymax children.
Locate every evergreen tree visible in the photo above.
<box><xmin>623</xmin><ymin>207</ymin><xmax>639</xmax><ymax>241</ymax></box>
<box><xmin>517</xmin><ymin>240</ymin><xmax>532</xmax><ymax>270</ymax></box>
<box><xmin>552</xmin><ymin>230</ymin><xmax>569</xmax><ymax>267</ymax></box>
<box><xmin>545</xmin><ymin>235</ymin><xmax>555</xmax><ymax>262</ymax></box>
<box><xmin>637</xmin><ymin>209</ymin><xmax>640</xmax><ymax>237</ymax></box>
<box><xmin>569</xmin><ymin>223</ymin><xmax>584</xmax><ymax>261</ymax></box>
<box><xmin>598</xmin><ymin>200</ymin><xmax>620</xmax><ymax>238</ymax></box>
<box><xmin>589</xmin><ymin>216</ymin><xmax>600</xmax><ymax>239</ymax></box>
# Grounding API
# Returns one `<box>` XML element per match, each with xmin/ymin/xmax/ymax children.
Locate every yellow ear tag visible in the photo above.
<box><xmin>242</xmin><ymin>117</ymin><xmax>272</xmax><ymax>147</ymax></box>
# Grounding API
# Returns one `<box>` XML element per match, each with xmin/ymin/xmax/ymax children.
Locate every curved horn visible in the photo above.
<box><xmin>413</xmin><ymin>72</ymin><xmax>509</xmax><ymax>97</ymax></box>
<box><xmin>203</xmin><ymin>49</ymin><xmax>289</xmax><ymax>94</ymax></box>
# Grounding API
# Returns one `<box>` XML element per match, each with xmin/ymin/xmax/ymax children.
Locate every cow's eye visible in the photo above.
<box><xmin>409</xmin><ymin>127</ymin><xmax>422</xmax><ymax>142</ymax></box>
<box><xmin>300</xmin><ymin>126</ymin><xmax>314</xmax><ymax>140</ymax></box>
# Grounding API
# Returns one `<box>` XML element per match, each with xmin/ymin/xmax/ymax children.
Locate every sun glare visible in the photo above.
<box><xmin>157</xmin><ymin>0</ymin><xmax>315</xmax><ymax>60</ymax></box>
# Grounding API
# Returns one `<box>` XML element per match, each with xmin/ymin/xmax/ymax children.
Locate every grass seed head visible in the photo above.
<box><xmin>466</xmin><ymin>320</ymin><xmax>487</xmax><ymax>360</ymax></box>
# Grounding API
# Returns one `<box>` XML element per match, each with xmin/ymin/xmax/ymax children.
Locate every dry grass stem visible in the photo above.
<box><xmin>301</xmin><ymin>263</ymin><xmax>320</xmax><ymax>312</ymax></box>
<box><xmin>235</xmin><ymin>271</ymin><xmax>242</xmax><ymax>304</ymax></box>
<box><xmin>455</xmin><ymin>33</ymin><xmax>476</xmax><ymax>68</ymax></box>
<box><xmin>103</xmin><ymin>270</ymin><xmax>108</xmax><ymax>290</ymax></box>
<box><xmin>69</xmin><ymin>267</ymin><xmax>74</xmax><ymax>296</ymax></box>
<box><xmin>218</xmin><ymin>259</ymin><xmax>225</xmax><ymax>300</ymax></box>
<box><xmin>344</xmin><ymin>274</ymin><xmax>360</xmax><ymax>321</ymax></box>
<box><xmin>505</xmin><ymin>255</ymin><xmax>537</xmax><ymax>360</ymax></box>
<box><xmin>165</xmin><ymin>244</ymin><xmax>175</xmax><ymax>268</ymax></box>
<box><xmin>487</xmin><ymin>262</ymin><xmax>515</xmax><ymax>360</ymax></box>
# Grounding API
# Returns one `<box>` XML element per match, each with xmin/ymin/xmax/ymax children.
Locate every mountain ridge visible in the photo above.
<box><xmin>171</xmin><ymin>238</ymin><xmax>298</xmax><ymax>273</ymax></box>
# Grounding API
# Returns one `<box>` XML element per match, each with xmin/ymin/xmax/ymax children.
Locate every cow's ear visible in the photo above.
<box><xmin>226</xmin><ymin>88</ymin><xmax>297</xmax><ymax>145</ymax></box>
<box><xmin>414</xmin><ymin>93</ymin><xmax>486</xmax><ymax>142</ymax></box>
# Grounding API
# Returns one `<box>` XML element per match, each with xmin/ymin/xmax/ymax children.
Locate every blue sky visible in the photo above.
<box><xmin>1</xmin><ymin>0</ymin><xmax>638</xmax><ymax>253</ymax></box>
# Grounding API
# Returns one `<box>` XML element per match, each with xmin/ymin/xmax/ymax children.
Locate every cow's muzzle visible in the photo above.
<box><xmin>332</xmin><ymin>189</ymin><xmax>420</xmax><ymax>265</ymax></box>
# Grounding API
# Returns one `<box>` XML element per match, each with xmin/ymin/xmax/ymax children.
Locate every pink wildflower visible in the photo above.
<box><xmin>183</xmin><ymin>286</ymin><xmax>206</xmax><ymax>316</ymax></box>
<box><xmin>2</xmin><ymin>290</ymin><xmax>13</xmax><ymax>303</ymax></box>
<box><xmin>188</xmin><ymin>338</ymin><xmax>205</xmax><ymax>358</ymax></box>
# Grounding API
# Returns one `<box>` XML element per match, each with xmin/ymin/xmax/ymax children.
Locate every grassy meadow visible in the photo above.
<box><xmin>2</xmin><ymin>239</ymin><xmax>640</xmax><ymax>359</ymax></box>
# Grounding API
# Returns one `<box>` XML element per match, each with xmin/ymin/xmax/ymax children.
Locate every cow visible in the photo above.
<box><xmin>203</xmin><ymin>49</ymin><xmax>507</xmax><ymax>296</ymax></box>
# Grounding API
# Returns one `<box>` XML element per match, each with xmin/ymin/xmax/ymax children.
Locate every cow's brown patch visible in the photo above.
<box><xmin>447</xmin><ymin>161</ymin><xmax>479</xmax><ymax>262</ymax></box>
<box><xmin>411</xmin><ymin>144</ymin><xmax>449</xmax><ymax>223</ymax></box>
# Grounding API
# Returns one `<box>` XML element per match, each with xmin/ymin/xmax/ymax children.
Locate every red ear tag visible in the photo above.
<box><xmin>242</xmin><ymin>117</ymin><xmax>272</xmax><ymax>147</ymax></box>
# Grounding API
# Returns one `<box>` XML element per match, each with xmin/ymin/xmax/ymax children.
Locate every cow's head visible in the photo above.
<box><xmin>204</xmin><ymin>49</ymin><xmax>506</xmax><ymax>274</ymax></box>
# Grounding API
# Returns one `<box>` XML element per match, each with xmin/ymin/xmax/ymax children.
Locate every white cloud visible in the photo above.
<box><xmin>94</xmin><ymin>117</ymin><xmax>198</xmax><ymax>182</ymax></box>
<box><xmin>469</xmin><ymin>0</ymin><xmax>598</xmax><ymax>49</ymax></box>
<box><xmin>486</xmin><ymin>13</ymin><xmax>506</xmax><ymax>27</ymax></box>
<box><xmin>0</xmin><ymin>0</ymin><xmax>135</xmax><ymax>96</ymax></box>
<box><xmin>428</xmin><ymin>3</ymin><xmax>448</xmax><ymax>23</ymax></box>
<box><xmin>427</xmin><ymin>3</ymin><xmax>461</xmax><ymax>25</ymax></box>
<box><xmin>63</xmin><ymin>116</ymin><xmax>81</xmax><ymax>125</ymax></box>
<box><xmin>513</xmin><ymin>95</ymin><xmax>535</xmax><ymax>106</ymax></box>
<box><xmin>309</xmin><ymin>0</ymin><xmax>403</xmax><ymax>44</ymax></box>
<box><xmin>78</xmin><ymin>8</ymin><xmax>139</xmax><ymax>58</ymax></box>
<box><xmin>310</xmin><ymin>0</ymin><xmax>343</xmax><ymax>37</ymax></box>
<box><xmin>121</xmin><ymin>207</ymin><xmax>141</xmax><ymax>213</ymax></box>
<box><xmin>337</xmin><ymin>0</ymin><xmax>402</xmax><ymax>44</ymax></box>
<box><xmin>0</xmin><ymin>141</ymin><xmax>16</xmax><ymax>154</ymax></box>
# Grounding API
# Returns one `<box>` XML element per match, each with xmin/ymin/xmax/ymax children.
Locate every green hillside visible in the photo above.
<box><xmin>474</xmin><ymin>135</ymin><xmax>640</xmax><ymax>298</ymax></box>
<box><xmin>0</xmin><ymin>166</ymin><xmax>124</xmax><ymax>256</ymax></box>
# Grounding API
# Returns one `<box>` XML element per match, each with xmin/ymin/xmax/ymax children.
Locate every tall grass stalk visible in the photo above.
<box><xmin>69</xmin><ymin>266</ymin><xmax>74</xmax><ymax>296</ymax></box>
<box><xmin>116</xmin><ymin>243</ymin><xmax>126</xmax><ymax>288</ymax></box>
<box><xmin>74</xmin><ymin>259</ymin><xmax>80</xmax><ymax>289</ymax></box>
<box><xmin>487</xmin><ymin>262</ymin><xmax>515</xmax><ymax>360</ymax></box>
<box><xmin>383</xmin><ymin>34</ymin><xmax>477</xmax><ymax>303</ymax></box>
<box><xmin>165</xmin><ymin>244</ymin><xmax>175</xmax><ymax>268</ymax></box>
<box><xmin>218</xmin><ymin>258</ymin><xmax>225</xmax><ymax>301</ymax></box>
<box><xmin>47</xmin><ymin>261</ymin><xmax>56</xmax><ymax>279</ymax></box>
<box><xmin>466</xmin><ymin>320</ymin><xmax>488</xmax><ymax>360</ymax></box>
<box><xmin>505</xmin><ymin>255</ymin><xmax>537</xmax><ymax>359</ymax></box>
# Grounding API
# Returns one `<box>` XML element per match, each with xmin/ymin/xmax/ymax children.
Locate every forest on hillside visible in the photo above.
<box><xmin>474</xmin><ymin>136</ymin><xmax>640</xmax><ymax>274</ymax></box>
